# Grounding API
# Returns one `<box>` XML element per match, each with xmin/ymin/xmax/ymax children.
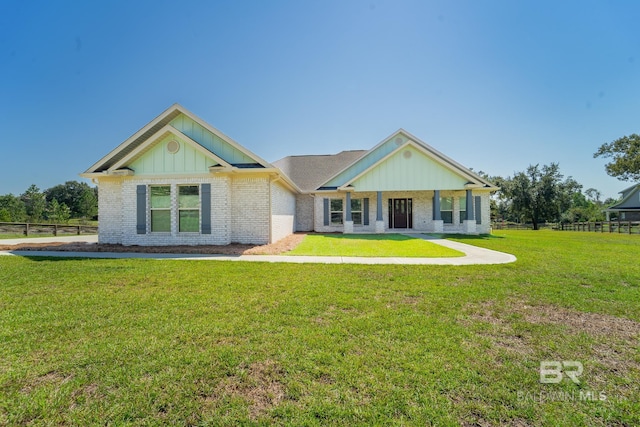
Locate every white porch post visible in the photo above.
<box><xmin>344</xmin><ymin>192</ymin><xmax>354</xmax><ymax>233</ymax></box>
<box><xmin>375</xmin><ymin>191</ymin><xmax>385</xmax><ymax>233</ymax></box>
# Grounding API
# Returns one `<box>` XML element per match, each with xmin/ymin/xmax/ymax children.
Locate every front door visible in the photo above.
<box><xmin>390</xmin><ymin>198</ymin><xmax>413</xmax><ymax>229</ymax></box>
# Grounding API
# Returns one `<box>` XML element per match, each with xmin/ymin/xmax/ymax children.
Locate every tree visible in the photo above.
<box><xmin>46</xmin><ymin>199</ymin><xmax>71</xmax><ymax>224</ymax></box>
<box><xmin>77</xmin><ymin>187</ymin><xmax>98</xmax><ymax>220</ymax></box>
<box><xmin>0</xmin><ymin>194</ymin><xmax>27</xmax><ymax>222</ymax></box>
<box><xmin>499</xmin><ymin>163</ymin><xmax>574</xmax><ymax>230</ymax></box>
<box><xmin>44</xmin><ymin>181</ymin><xmax>98</xmax><ymax>218</ymax></box>
<box><xmin>593</xmin><ymin>134</ymin><xmax>640</xmax><ymax>181</ymax></box>
<box><xmin>20</xmin><ymin>184</ymin><xmax>46</xmax><ymax>222</ymax></box>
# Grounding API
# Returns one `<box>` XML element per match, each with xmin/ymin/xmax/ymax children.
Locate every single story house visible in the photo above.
<box><xmin>81</xmin><ymin>104</ymin><xmax>498</xmax><ymax>245</ymax></box>
<box><xmin>605</xmin><ymin>183</ymin><xmax>640</xmax><ymax>221</ymax></box>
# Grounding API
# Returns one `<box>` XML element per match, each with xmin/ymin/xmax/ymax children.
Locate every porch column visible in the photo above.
<box><xmin>375</xmin><ymin>191</ymin><xmax>385</xmax><ymax>233</ymax></box>
<box><xmin>433</xmin><ymin>190</ymin><xmax>441</xmax><ymax>220</ymax></box>
<box><xmin>466</xmin><ymin>190</ymin><xmax>475</xmax><ymax>221</ymax></box>
<box><xmin>432</xmin><ymin>190</ymin><xmax>443</xmax><ymax>233</ymax></box>
<box><xmin>344</xmin><ymin>192</ymin><xmax>354</xmax><ymax>233</ymax></box>
<box><xmin>463</xmin><ymin>189</ymin><xmax>477</xmax><ymax>234</ymax></box>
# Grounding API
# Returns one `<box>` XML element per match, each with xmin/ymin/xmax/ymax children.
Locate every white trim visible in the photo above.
<box><xmin>336</xmin><ymin>140</ymin><xmax>486</xmax><ymax>190</ymax></box>
<box><xmin>320</xmin><ymin>129</ymin><xmax>498</xmax><ymax>190</ymax></box>
<box><xmin>108</xmin><ymin>125</ymin><xmax>232</xmax><ymax>171</ymax></box>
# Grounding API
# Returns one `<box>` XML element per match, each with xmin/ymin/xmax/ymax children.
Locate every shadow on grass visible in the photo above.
<box><xmin>425</xmin><ymin>233</ymin><xmax>505</xmax><ymax>240</ymax></box>
<box><xmin>309</xmin><ymin>233</ymin><xmax>416</xmax><ymax>241</ymax></box>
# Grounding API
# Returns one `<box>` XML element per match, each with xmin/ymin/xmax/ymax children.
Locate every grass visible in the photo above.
<box><xmin>0</xmin><ymin>230</ymin><xmax>638</xmax><ymax>425</ymax></box>
<box><xmin>285</xmin><ymin>233</ymin><xmax>464</xmax><ymax>257</ymax></box>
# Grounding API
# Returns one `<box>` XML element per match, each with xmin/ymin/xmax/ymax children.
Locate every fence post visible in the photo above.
<box><xmin>77</xmin><ymin>225</ymin><xmax>81</xmax><ymax>235</ymax></box>
<box><xmin>54</xmin><ymin>224</ymin><xmax>58</xmax><ymax>236</ymax></box>
<box><xmin>629</xmin><ymin>221</ymin><xmax>632</xmax><ymax>234</ymax></box>
<box><xmin>25</xmin><ymin>223</ymin><xmax>29</xmax><ymax>236</ymax></box>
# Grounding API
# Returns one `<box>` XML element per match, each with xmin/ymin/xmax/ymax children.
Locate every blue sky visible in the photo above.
<box><xmin>2</xmin><ymin>0</ymin><xmax>639</xmax><ymax>199</ymax></box>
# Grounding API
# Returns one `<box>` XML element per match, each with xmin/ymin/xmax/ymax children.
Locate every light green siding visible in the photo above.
<box><xmin>128</xmin><ymin>135</ymin><xmax>217</xmax><ymax>175</ymax></box>
<box><xmin>325</xmin><ymin>133</ymin><xmax>411</xmax><ymax>187</ymax></box>
<box><xmin>170</xmin><ymin>114</ymin><xmax>256</xmax><ymax>164</ymax></box>
<box><xmin>351</xmin><ymin>145</ymin><xmax>469</xmax><ymax>191</ymax></box>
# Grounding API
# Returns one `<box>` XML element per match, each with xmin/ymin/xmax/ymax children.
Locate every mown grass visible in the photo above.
<box><xmin>0</xmin><ymin>231</ymin><xmax>638</xmax><ymax>425</ymax></box>
<box><xmin>0</xmin><ymin>234</ymin><xmax>56</xmax><ymax>239</ymax></box>
<box><xmin>285</xmin><ymin>233</ymin><xmax>464</xmax><ymax>257</ymax></box>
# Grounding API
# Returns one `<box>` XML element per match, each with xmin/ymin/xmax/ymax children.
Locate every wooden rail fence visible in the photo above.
<box><xmin>559</xmin><ymin>221</ymin><xmax>640</xmax><ymax>234</ymax></box>
<box><xmin>0</xmin><ymin>222</ymin><xmax>98</xmax><ymax>236</ymax></box>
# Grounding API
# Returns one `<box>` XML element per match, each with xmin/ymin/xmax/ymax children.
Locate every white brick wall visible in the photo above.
<box><xmin>230</xmin><ymin>177</ymin><xmax>270</xmax><ymax>244</ymax></box>
<box><xmin>295</xmin><ymin>194</ymin><xmax>314</xmax><ymax>232</ymax></box>
<box><xmin>97</xmin><ymin>179</ymin><xmax>123</xmax><ymax>244</ymax></box>
<box><xmin>270</xmin><ymin>180</ymin><xmax>296</xmax><ymax>243</ymax></box>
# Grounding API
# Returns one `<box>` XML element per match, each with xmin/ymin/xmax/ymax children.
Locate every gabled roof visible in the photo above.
<box><xmin>273</xmin><ymin>150</ymin><xmax>367</xmax><ymax>192</ymax></box>
<box><xmin>607</xmin><ymin>183</ymin><xmax>640</xmax><ymax>211</ymax></box>
<box><xmin>83</xmin><ymin>104</ymin><xmax>272</xmax><ymax>175</ymax></box>
<box><xmin>319</xmin><ymin>129</ymin><xmax>498</xmax><ymax>191</ymax></box>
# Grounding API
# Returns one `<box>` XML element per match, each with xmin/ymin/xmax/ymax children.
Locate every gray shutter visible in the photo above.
<box><xmin>363</xmin><ymin>198</ymin><xmax>369</xmax><ymax>225</ymax></box>
<box><xmin>323</xmin><ymin>198</ymin><xmax>329</xmax><ymax>226</ymax></box>
<box><xmin>201</xmin><ymin>184</ymin><xmax>211</xmax><ymax>234</ymax></box>
<box><xmin>136</xmin><ymin>185</ymin><xmax>146</xmax><ymax>234</ymax></box>
<box><xmin>475</xmin><ymin>196</ymin><xmax>482</xmax><ymax>224</ymax></box>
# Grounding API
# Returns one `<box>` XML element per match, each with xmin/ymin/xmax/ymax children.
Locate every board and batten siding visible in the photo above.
<box><xmin>351</xmin><ymin>145</ymin><xmax>468</xmax><ymax>192</ymax></box>
<box><xmin>128</xmin><ymin>134</ymin><xmax>215</xmax><ymax>175</ymax></box>
<box><xmin>170</xmin><ymin>114</ymin><xmax>255</xmax><ymax>165</ymax></box>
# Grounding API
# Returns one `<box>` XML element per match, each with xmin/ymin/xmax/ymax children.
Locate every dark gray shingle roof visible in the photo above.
<box><xmin>273</xmin><ymin>150</ymin><xmax>367</xmax><ymax>192</ymax></box>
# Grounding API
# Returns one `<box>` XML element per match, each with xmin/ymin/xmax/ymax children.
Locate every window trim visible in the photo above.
<box><xmin>178</xmin><ymin>185</ymin><xmax>200</xmax><ymax>233</ymax></box>
<box><xmin>149</xmin><ymin>185</ymin><xmax>171</xmax><ymax>233</ymax></box>
<box><xmin>459</xmin><ymin>196</ymin><xmax>466</xmax><ymax>224</ymax></box>
<box><xmin>440</xmin><ymin>196</ymin><xmax>453</xmax><ymax>224</ymax></box>
<box><xmin>351</xmin><ymin>198</ymin><xmax>362</xmax><ymax>226</ymax></box>
<box><xmin>330</xmin><ymin>198</ymin><xmax>343</xmax><ymax>225</ymax></box>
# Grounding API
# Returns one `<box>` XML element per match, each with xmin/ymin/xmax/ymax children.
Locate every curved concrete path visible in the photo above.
<box><xmin>0</xmin><ymin>234</ymin><xmax>516</xmax><ymax>265</ymax></box>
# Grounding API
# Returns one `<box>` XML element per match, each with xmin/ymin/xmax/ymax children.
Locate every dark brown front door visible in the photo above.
<box><xmin>389</xmin><ymin>198</ymin><xmax>412</xmax><ymax>229</ymax></box>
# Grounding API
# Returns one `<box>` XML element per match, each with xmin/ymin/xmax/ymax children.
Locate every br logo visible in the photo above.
<box><xmin>540</xmin><ymin>361</ymin><xmax>583</xmax><ymax>384</ymax></box>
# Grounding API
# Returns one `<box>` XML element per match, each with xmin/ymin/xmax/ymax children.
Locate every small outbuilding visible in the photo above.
<box><xmin>605</xmin><ymin>183</ymin><xmax>640</xmax><ymax>221</ymax></box>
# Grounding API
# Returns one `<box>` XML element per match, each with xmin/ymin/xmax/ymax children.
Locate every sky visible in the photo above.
<box><xmin>1</xmin><ymin>0</ymin><xmax>639</xmax><ymax>200</ymax></box>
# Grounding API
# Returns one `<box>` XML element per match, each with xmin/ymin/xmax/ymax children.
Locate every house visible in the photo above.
<box><xmin>605</xmin><ymin>183</ymin><xmax>640</xmax><ymax>221</ymax></box>
<box><xmin>81</xmin><ymin>104</ymin><xmax>498</xmax><ymax>246</ymax></box>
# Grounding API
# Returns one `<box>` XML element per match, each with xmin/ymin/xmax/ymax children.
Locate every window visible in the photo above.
<box><xmin>150</xmin><ymin>186</ymin><xmax>171</xmax><ymax>232</ymax></box>
<box><xmin>351</xmin><ymin>199</ymin><xmax>362</xmax><ymax>225</ymax></box>
<box><xmin>330</xmin><ymin>199</ymin><xmax>343</xmax><ymax>225</ymax></box>
<box><xmin>178</xmin><ymin>185</ymin><xmax>200</xmax><ymax>232</ymax></box>
<box><xmin>459</xmin><ymin>197</ymin><xmax>466</xmax><ymax>223</ymax></box>
<box><xmin>440</xmin><ymin>197</ymin><xmax>453</xmax><ymax>224</ymax></box>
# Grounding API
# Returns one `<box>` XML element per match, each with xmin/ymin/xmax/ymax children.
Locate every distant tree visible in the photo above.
<box><xmin>77</xmin><ymin>187</ymin><xmax>98</xmax><ymax>220</ymax></box>
<box><xmin>0</xmin><ymin>194</ymin><xmax>27</xmax><ymax>222</ymax></box>
<box><xmin>593</xmin><ymin>134</ymin><xmax>640</xmax><ymax>181</ymax></box>
<box><xmin>20</xmin><ymin>184</ymin><xmax>46</xmax><ymax>222</ymax></box>
<box><xmin>585</xmin><ymin>188</ymin><xmax>602</xmax><ymax>204</ymax></box>
<box><xmin>499</xmin><ymin>163</ymin><xmax>574</xmax><ymax>229</ymax></box>
<box><xmin>46</xmin><ymin>199</ymin><xmax>71</xmax><ymax>224</ymax></box>
<box><xmin>44</xmin><ymin>181</ymin><xmax>97</xmax><ymax>218</ymax></box>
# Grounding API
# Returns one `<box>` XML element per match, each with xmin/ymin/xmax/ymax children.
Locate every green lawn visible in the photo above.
<box><xmin>0</xmin><ymin>231</ymin><xmax>638</xmax><ymax>425</ymax></box>
<box><xmin>285</xmin><ymin>233</ymin><xmax>464</xmax><ymax>257</ymax></box>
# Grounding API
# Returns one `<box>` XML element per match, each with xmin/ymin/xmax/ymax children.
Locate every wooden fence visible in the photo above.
<box><xmin>559</xmin><ymin>221</ymin><xmax>640</xmax><ymax>234</ymax></box>
<box><xmin>0</xmin><ymin>222</ymin><xmax>98</xmax><ymax>236</ymax></box>
<box><xmin>492</xmin><ymin>222</ymin><xmax>555</xmax><ymax>230</ymax></box>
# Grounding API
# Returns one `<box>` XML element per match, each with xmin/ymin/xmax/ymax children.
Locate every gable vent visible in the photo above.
<box><xmin>167</xmin><ymin>140</ymin><xmax>180</xmax><ymax>154</ymax></box>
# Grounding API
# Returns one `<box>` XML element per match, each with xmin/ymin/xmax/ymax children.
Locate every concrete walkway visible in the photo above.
<box><xmin>0</xmin><ymin>234</ymin><xmax>516</xmax><ymax>265</ymax></box>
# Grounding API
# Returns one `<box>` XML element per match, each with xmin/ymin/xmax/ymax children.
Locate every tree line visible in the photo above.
<box><xmin>489</xmin><ymin>133</ymin><xmax>639</xmax><ymax>229</ymax></box>
<box><xmin>0</xmin><ymin>181</ymin><xmax>98</xmax><ymax>224</ymax></box>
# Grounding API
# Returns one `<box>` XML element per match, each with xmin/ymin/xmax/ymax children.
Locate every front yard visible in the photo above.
<box><xmin>0</xmin><ymin>231</ymin><xmax>638</xmax><ymax>425</ymax></box>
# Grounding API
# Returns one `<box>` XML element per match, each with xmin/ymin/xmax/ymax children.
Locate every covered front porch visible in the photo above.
<box><xmin>316</xmin><ymin>189</ymin><xmax>489</xmax><ymax>235</ymax></box>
